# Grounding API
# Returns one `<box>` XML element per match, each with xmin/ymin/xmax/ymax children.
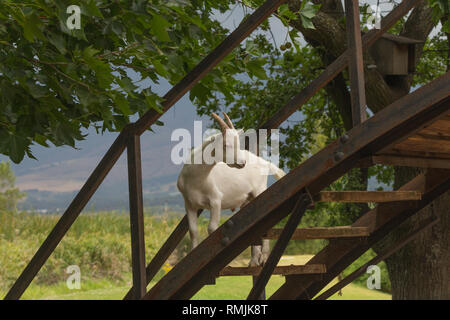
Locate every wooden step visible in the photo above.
<box><xmin>316</xmin><ymin>191</ymin><xmax>422</xmax><ymax>203</ymax></box>
<box><xmin>219</xmin><ymin>264</ymin><xmax>326</xmax><ymax>277</ymax></box>
<box><xmin>358</xmin><ymin>154</ymin><xmax>450</xmax><ymax>169</ymax></box>
<box><xmin>263</xmin><ymin>226</ymin><xmax>370</xmax><ymax>240</ymax></box>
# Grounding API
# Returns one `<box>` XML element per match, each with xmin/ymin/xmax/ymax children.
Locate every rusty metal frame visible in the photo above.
<box><xmin>143</xmin><ymin>75</ymin><xmax>449</xmax><ymax>299</ymax></box>
<box><xmin>271</xmin><ymin>169</ymin><xmax>450</xmax><ymax>299</ymax></box>
<box><xmin>127</xmin><ymin>134</ymin><xmax>147</xmax><ymax>299</ymax></box>
<box><xmin>129</xmin><ymin>0</ymin><xmax>426</xmax><ymax>300</ymax></box>
<box><xmin>247</xmin><ymin>192</ymin><xmax>312</xmax><ymax>300</ymax></box>
<box><xmin>5</xmin><ymin>0</ymin><xmax>446</xmax><ymax>301</ymax></box>
<box><xmin>345</xmin><ymin>0</ymin><xmax>367</xmax><ymax>126</ymax></box>
<box><xmin>314</xmin><ymin>215</ymin><xmax>439</xmax><ymax>300</ymax></box>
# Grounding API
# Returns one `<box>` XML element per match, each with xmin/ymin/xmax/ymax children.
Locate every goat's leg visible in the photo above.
<box><xmin>249</xmin><ymin>240</ymin><xmax>269</xmax><ymax>266</ymax></box>
<box><xmin>244</xmin><ymin>192</ymin><xmax>267</xmax><ymax>267</ymax></box>
<box><xmin>186</xmin><ymin>204</ymin><xmax>199</xmax><ymax>249</ymax></box>
<box><xmin>249</xmin><ymin>245</ymin><xmax>263</xmax><ymax>267</ymax></box>
<box><xmin>208</xmin><ymin>201</ymin><xmax>221</xmax><ymax>235</ymax></box>
<box><xmin>261</xmin><ymin>239</ymin><xmax>270</xmax><ymax>264</ymax></box>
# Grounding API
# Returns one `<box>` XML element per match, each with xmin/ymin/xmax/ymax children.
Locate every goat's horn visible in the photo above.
<box><xmin>211</xmin><ymin>113</ymin><xmax>229</xmax><ymax>133</ymax></box>
<box><xmin>222</xmin><ymin>112</ymin><xmax>235</xmax><ymax>129</ymax></box>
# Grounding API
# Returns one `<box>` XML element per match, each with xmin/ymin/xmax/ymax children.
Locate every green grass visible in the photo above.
<box><xmin>0</xmin><ymin>255</ymin><xmax>391</xmax><ymax>300</ymax></box>
<box><xmin>0</xmin><ymin>275</ymin><xmax>390</xmax><ymax>300</ymax></box>
<box><xmin>0</xmin><ymin>210</ymin><xmax>209</xmax><ymax>291</ymax></box>
<box><xmin>193</xmin><ymin>276</ymin><xmax>391</xmax><ymax>300</ymax></box>
<box><xmin>191</xmin><ymin>255</ymin><xmax>391</xmax><ymax>300</ymax></box>
<box><xmin>1</xmin><ymin>211</ymin><xmax>391</xmax><ymax>300</ymax></box>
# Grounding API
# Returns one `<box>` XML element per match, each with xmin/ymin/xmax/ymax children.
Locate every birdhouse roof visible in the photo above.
<box><xmin>380</xmin><ymin>33</ymin><xmax>423</xmax><ymax>44</ymax></box>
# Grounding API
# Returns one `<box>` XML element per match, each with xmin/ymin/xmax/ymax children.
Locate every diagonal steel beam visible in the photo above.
<box><xmin>247</xmin><ymin>192</ymin><xmax>311</xmax><ymax>300</ymax></box>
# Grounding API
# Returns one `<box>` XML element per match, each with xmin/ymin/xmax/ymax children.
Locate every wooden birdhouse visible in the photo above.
<box><xmin>369</xmin><ymin>33</ymin><xmax>423</xmax><ymax>76</ymax></box>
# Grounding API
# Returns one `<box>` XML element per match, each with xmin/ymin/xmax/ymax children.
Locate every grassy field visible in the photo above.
<box><xmin>0</xmin><ymin>211</ymin><xmax>391</xmax><ymax>300</ymax></box>
<box><xmin>0</xmin><ymin>273</ymin><xmax>391</xmax><ymax>300</ymax></box>
<box><xmin>0</xmin><ymin>255</ymin><xmax>391</xmax><ymax>300</ymax></box>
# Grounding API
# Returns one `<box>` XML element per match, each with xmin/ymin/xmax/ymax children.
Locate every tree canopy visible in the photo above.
<box><xmin>0</xmin><ymin>0</ymin><xmax>272</xmax><ymax>163</ymax></box>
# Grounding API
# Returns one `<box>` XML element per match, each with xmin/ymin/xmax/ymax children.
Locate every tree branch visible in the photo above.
<box><xmin>27</xmin><ymin>58</ymin><xmax>92</xmax><ymax>91</ymax></box>
<box><xmin>399</xmin><ymin>0</ymin><xmax>436</xmax><ymax>87</ymax></box>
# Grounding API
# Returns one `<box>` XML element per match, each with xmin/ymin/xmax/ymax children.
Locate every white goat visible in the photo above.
<box><xmin>177</xmin><ymin>113</ymin><xmax>286</xmax><ymax>266</ymax></box>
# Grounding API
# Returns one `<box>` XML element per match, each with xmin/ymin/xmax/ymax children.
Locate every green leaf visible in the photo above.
<box><xmin>442</xmin><ymin>18</ymin><xmax>450</xmax><ymax>33</ymax></box>
<box><xmin>34</xmin><ymin>133</ymin><xmax>50</xmax><ymax>147</ymax></box>
<box><xmin>190</xmin><ymin>83</ymin><xmax>209</xmax><ymax>103</ymax></box>
<box><xmin>245</xmin><ymin>40</ymin><xmax>261</xmax><ymax>56</ymax></box>
<box><xmin>52</xmin><ymin>122</ymin><xmax>75</xmax><ymax>147</ymax></box>
<box><xmin>23</xmin><ymin>14</ymin><xmax>46</xmax><ymax>42</ymax></box>
<box><xmin>278</xmin><ymin>4</ymin><xmax>293</xmax><ymax>19</ymax></box>
<box><xmin>188</xmin><ymin>15</ymin><xmax>207</xmax><ymax>32</ymax></box>
<box><xmin>8</xmin><ymin>135</ymin><xmax>28</xmax><ymax>164</ymax></box>
<box><xmin>246</xmin><ymin>59</ymin><xmax>268</xmax><ymax>80</ymax></box>
<box><xmin>82</xmin><ymin>0</ymin><xmax>104</xmax><ymax>18</ymax></box>
<box><xmin>47</xmin><ymin>32</ymin><xmax>67</xmax><ymax>55</ymax></box>
<box><xmin>152</xmin><ymin>59</ymin><xmax>169</xmax><ymax>77</ymax></box>
<box><xmin>150</xmin><ymin>14</ymin><xmax>171</xmax><ymax>42</ymax></box>
<box><xmin>83</xmin><ymin>46</ymin><xmax>100</xmax><ymax>59</ymax></box>
<box><xmin>7</xmin><ymin>7</ymin><xmax>25</xmax><ymax>25</ymax></box>
<box><xmin>83</xmin><ymin>46</ymin><xmax>114</xmax><ymax>88</ymax></box>
<box><xmin>26</xmin><ymin>80</ymin><xmax>48</xmax><ymax>99</ymax></box>
<box><xmin>113</xmin><ymin>94</ymin><xmax>131</xmax><ymax>116</ymax></box>
<box><xmin>145</xmin><ymin>95</ymin><xmax>163</xmax><ymax>113</ymax></box>
<box><xmin>301</xmin><ymin>16</ymin><xmax>315</xmax><ymax>30</ymax></box>
<box><xmin>116</xmin><ymin>77</ymin><xmax>138</xmax><ymax>96</ymax></box>
<box><xmin>301</xmin><ymin>3</ymin><xmax>320</xmax><ymax>19</ymax></box>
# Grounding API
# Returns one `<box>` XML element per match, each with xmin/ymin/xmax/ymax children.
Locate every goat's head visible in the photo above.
<box><xmin>211</xmin><ymin>112</ymin><xmax>246</xmax><ymax>169</ymax></box>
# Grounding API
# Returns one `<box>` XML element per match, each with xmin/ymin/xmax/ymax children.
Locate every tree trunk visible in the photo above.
<box><xmin>377</xmin><ymin>167</ymin><xmax>450</xmax><ymax>299</ymax></box>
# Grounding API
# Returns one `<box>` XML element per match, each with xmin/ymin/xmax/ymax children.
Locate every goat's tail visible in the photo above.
<box><xmin>269</xmin><ymin>162</ymin><xmax>286</xmax><ymax>180</ymax></box>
